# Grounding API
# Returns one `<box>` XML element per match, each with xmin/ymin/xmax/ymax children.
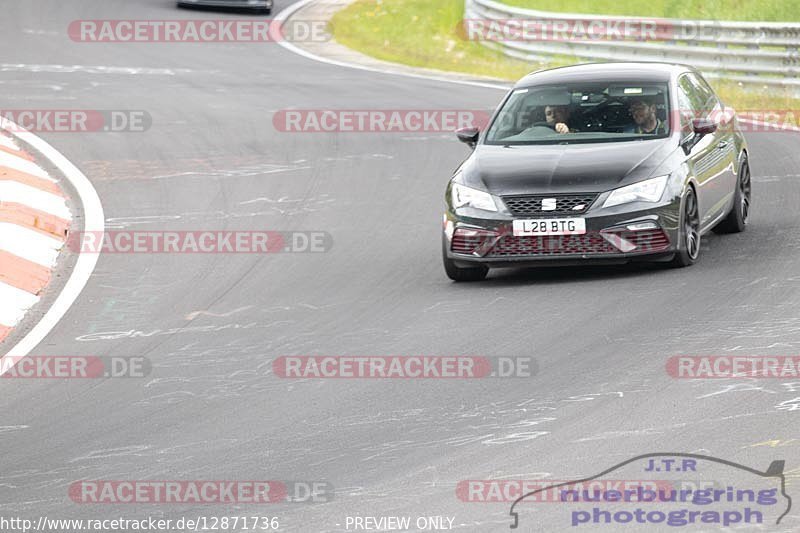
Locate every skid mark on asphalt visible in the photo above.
<box><xmin>151</xmin><ymin>163</ymin><xmax>311</xmax><ymax>180</ymax></box>
<box><xmin>185</xmin><ymin>305</ymin><xmax>253</xmax><ymax>321</ymax></box>
<box><xmin>573</xmin><ymin>411</ymin><xmax>772</xmax><ymax>445</ymax></box>
<box><xmin>105</xmin><ymin>201</ymin><xmax>335</xmax><ymax>227</ymax></box>
<box><xmin>776</xmin><ymin>397</ymin><xmax>800</xmax><ymax>411</ymax></box>
<box><xmin>754</xmin><ymin>174</ymin><xmax>800</xmax><ymax>181</ymax></box>
<box><xmin>69</xmin><ymin>445</ymin><xmax>152</xmax><ymax>463</ymax></box>
<box><xmin>696</xmin><ymin>382</ymin><xmax>778</xmax><ymax>399</ymax></box>
<box><xmin>76</xmin><ymin>297</ymin><xmax>337</xmax><ymax>342</ymax></box>
<box><xmin>264</xmin><ymin>406</ymin><xmax>562</xmax><ymax>464</ymax></box>
<box><xmin>628</xmin><ymin>315</ymin><xmax>800</xmax><ymax>352</ymax></box>
<box><xmin>239</xmin><ymin>195</ymin><xmax>304</xmax><ymax>205</ymax></box>
<box><xmin>572</xmin><ymin>428</ymin><xmax>665</xmax><ymax>442</ymax></box>
<box><xmin>103</xmin><ymin>215</ymin><xmax>181</xmax><ymax>228</ymax></box>
<box><xmin>133</xmin><ymin>391</ymin><xmax>197</xmax><ymax>406</ymax></box>
<box><xmin>746</xmin><ymin>439</ymin><xmax>800</xmax><ymax>448</ymax></box>
<box><xmin>322</xmin><ymin>153</ymin><xmax>394</xmax><ymax>161</ymax></box>
<box><xmin>0</xmin><ymin>425</ymin><xmax>29</xmax><ymax>433</ymax></box>
<box><xmin>80</xmin><ymin>155</ymin><xmax>312</xmax><ymax>182</ymax></box>
<box><xmin>151</xmin><ymin>438</ymin><xmax>239</xmax><ymax>456</ymax></box>
<box><xmin>21</xmin><ymin>29</ymin><xmax>60</xmax><ymax>36</ymax></box>
<box><xmin>636</xmin><ymin>359</ymin><xmax>800</xmax><ymax>413</ymax></box>
<box><xmin>74</xmin><ymin>321</ymin><xmax>282</xmax><ymax>341</ymax></box>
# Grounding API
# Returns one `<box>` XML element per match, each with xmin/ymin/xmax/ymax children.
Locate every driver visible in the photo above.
<box><xmin>544</xmin><ymin>105</ymin><xmax>574</xmax><ymax>134</ymax></box>
<box><xmin>625</xmin><ymin>97</ymin><xmax>667</xmax><ymax>135</ymax></box>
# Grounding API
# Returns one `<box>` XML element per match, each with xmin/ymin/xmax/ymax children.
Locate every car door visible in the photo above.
<box><xmin>688</xmin><ymin>72</ymin><xmax>738</xmax><ymax>220</ymax></box>
<box><xmin>677</xmin><ymin>74</ymin><xmax>736</xmax><ymax>228</ymax></box>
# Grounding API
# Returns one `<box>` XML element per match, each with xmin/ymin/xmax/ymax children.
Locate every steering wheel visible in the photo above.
<box><xmin>582</xmin><ymin>99</ymin><xmax>620</xmax><ymax>120</ymax></box>
<box><xmin>580</xmin><ymin>99</ymin><xmax>628</xmax><ymax>131</ymax></box>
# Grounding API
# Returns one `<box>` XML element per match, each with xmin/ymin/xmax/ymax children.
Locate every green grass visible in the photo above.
<box><xmin>502</xmin><ymin>0</ymin><xmax>800</xmax><ymax>22</ymax></box>
<box><xmin>330</xmin><ymin>0</ymin><xmax>541</xmax><ymax>80</ymax></box>
<box><xmin>330</xmin><ymin>0</ymin><xmax>800</xmax><ymax>109</ymax></box>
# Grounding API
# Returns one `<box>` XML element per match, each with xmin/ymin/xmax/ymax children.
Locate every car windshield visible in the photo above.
<box><xmin>485</xmin><ymin>82</ymin><xmax>671</xmax><ymax>145</ymax></box>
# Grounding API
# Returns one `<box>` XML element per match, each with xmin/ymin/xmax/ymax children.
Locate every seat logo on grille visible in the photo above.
<box><xmin>541</xmin><ymin>198</ymin><xmax>557</xmax><ymax>211</ymax></box>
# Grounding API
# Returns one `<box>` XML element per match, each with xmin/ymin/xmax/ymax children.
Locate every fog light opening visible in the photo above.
<box><xmin>451</xmin><ymin>227</ymin><xmax>498</xmax><ymax>256</ymax></box>
<box><xmin>626</xmin><ymin>221</ymin><xmax>659</xmax><ymax>231</ymax></box>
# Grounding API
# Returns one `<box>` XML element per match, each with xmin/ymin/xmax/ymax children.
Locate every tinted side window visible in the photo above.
<box><xmin>676</xmin><ymin>80</ymin><xmax>695</xmax><ymax>137</ymax></box>
<box><xmin>679</xmin><ymin>74</ymin><xmax>718</xmax><ymax>116</ymax></box>
<box><xmin>691</xmin><ymin>73</ymin><xmax>720</xmax><ymax>111</ymax></box>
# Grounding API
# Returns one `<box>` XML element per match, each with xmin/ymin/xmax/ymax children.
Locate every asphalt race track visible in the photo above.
<box><xmin>2</xmin><ymin>1</ymin><xmax>800</xmax><ymax>531</ymax></box>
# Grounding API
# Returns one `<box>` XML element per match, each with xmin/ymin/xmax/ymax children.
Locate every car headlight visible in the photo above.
<box><xmin>603</xmin><ymin>175</ymin><xmax>669</xmax><ymax>208</ymax></box>
<box><xmin>451</xmin><ymin>182</ymin><xmax>498</xmax><ymax>212</ymax></box>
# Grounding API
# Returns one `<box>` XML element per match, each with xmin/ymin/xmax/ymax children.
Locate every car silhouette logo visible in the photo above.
<box><xmin>509</xmin><ymin>453</ymin><xmax>792</xmax><ymax>530</ymax></box>
<box><xmin>541</xmin><ymin>198</ymin><xmax>557</xmax><ymax>211</ymax></box>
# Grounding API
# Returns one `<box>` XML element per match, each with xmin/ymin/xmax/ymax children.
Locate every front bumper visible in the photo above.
<box><xmin>443</xmin><ymin>196</ymin><xmax>681</xmax><ymax>269</ymax></box>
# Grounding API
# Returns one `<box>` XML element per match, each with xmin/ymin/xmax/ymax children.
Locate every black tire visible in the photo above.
<box><xmin>713</xmin><ymin>158</ymin><xmax>751</xmax><ymax>234</ymax></box>
<box><xmin>670</xmin><ymin>186</ymin><xmax>701</xmax><ymax>268</ymax></box>
<box><xmin>443</xmin><ymin>255</ymin><xmax>488</xmax><ymax>282</ymax></box>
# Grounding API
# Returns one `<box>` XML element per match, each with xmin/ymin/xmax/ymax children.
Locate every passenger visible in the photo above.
<box><xmin>625</xmin><ymin>97</ymin><xmax>667</xmax><ymax>134</ymax></box>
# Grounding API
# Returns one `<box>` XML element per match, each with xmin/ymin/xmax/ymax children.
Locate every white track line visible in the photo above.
<box><xmin>0</xmin><ymin>181</ymin><xmax>71</xmax><ymax>219</ymax></box>
<box><xmin>1</xmin><ymin>116</ymin><xmax>105</xmax><ymax>359</ymax></box>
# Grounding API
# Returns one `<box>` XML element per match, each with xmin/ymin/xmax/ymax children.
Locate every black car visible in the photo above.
<box><xmin>442</xmin><ymin>62</ymin><xmax>750</xmax><ymax>281</ymax></box>
<box><xmin>177</xmin><ymin>0</ymin><xmax>272</xmax><ymax>13</ymax></box>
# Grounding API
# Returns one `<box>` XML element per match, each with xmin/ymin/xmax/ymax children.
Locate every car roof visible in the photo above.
<box><xmin>515</xmin><ymin>62</ymin><xmax>693</xmax><ymax>88</ymax></box>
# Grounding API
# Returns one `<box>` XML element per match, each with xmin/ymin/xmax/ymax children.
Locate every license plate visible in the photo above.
<box><xmin>513</xmin><ymin>218</ymin><xmax>586</xmax><ymax>236</ymax></box>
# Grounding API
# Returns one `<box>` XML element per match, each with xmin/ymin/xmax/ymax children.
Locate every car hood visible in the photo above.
<box><xmin>462</xmin><ymin>139</ymin><xmax>675</xmax><ymax>195</ymax></box>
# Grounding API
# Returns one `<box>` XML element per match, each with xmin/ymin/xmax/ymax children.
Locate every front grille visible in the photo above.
<box><xmin>502</xmin><ymin>194</ymin><xmax>598</xmax><ymax>217</ymax></box>
<box><xmin>487</xmin><ymin>234</ymin><xmax>616</xmax><ymax>257</ymax></box>
<box><xmin>485</xmin><ymin>229</ymin><xmax>671</xmax><ymax>257</ymax></box>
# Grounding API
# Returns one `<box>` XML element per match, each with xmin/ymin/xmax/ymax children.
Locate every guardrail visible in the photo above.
<box><xmin>464</xmin><ymin>0</ymin><xmax>800</xmax><ymax>87</ymax></box>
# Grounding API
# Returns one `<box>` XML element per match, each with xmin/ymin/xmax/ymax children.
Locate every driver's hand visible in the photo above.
<box><xmin>555</xmin><ymin>122</ymin><xmax>570</xmax><ymax>134</ymax></box>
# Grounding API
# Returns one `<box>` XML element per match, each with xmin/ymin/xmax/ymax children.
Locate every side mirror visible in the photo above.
<box><xmin>692</xmin><ymin>118</ymin><xmax>717</xmax><ymax>135</ymax></box>
<box><xmin>456</xmin><ymin>127</ymin><xmax>480</xmax><ymax>148</ymax></box>
<box><xmin>681</xmin><ymin>118</ymin><xmax>718</xmax><ymax>154</ymax></box>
